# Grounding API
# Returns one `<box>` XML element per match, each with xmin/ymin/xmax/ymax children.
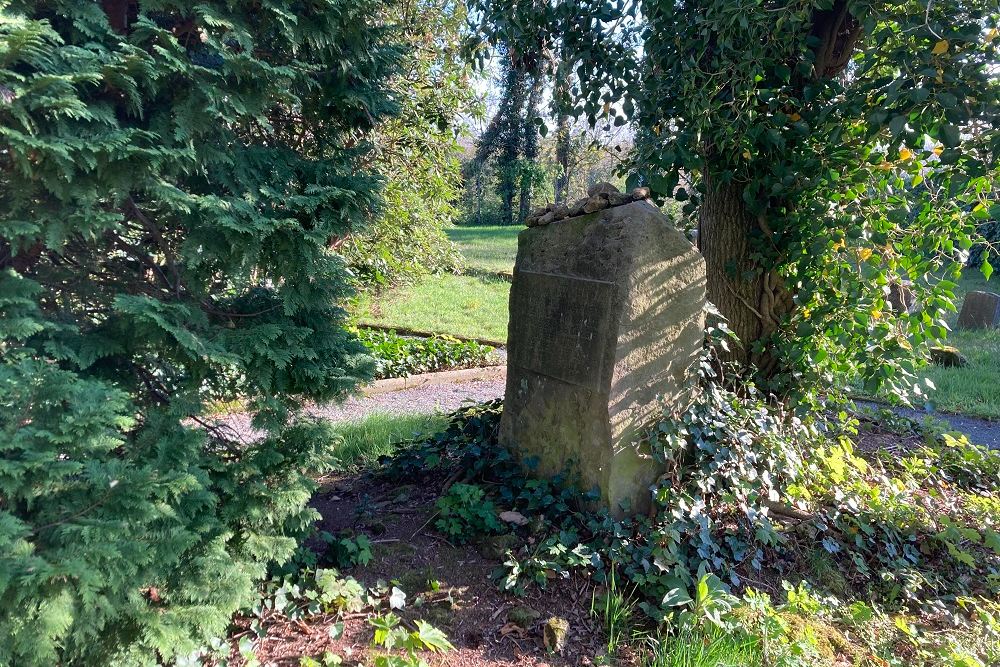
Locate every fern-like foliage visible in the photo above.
<box><xmin>0</xmin><ymin>2</ymin><xmax>397</xmax><ymax>664</ymax></box>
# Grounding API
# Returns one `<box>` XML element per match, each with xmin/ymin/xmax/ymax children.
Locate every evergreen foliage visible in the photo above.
<box><xmin>0</xmin><ymin>1</ymin><xmax>396</xmax><ymax>663</ymax></box>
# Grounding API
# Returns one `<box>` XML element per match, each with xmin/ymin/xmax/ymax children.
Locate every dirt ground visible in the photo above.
<box><xmin>230</xmin><ymin>472</ymin><xmax>619</xmax><ymax>667</ymax></box>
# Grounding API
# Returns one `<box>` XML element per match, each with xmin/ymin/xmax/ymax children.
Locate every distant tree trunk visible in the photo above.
<box><xmin>552</xmin><ymin>60</ymin><xmax>573</xmax><ymax>205</ymax></box>
<box><xmin>698</xmin><ymin>172</ymin><xmax>793</xmax><ymax>376</ymax></box>
<box><xmin>518</xmin><ymin>74</ymin><xmax>543</xmax><ymax>222</ymax></box>
<box><xmin>553</xmin><ymin>111</ymin><xmax>570</xmax><ymax>204</ymax></box>
<box><xmin>497</xmin><ymin>67</ymin><xmax>526</xmax><ymax>226</ymax></box>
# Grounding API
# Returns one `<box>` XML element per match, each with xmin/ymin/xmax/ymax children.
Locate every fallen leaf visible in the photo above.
<box><xmin>499</xmin><ymin>622</ymin><xmax>526</xmax><ymax>638</ymax></box>
<box><xmin>499</xmin><ymin>510</ymin><xmax>529</xmax><ymax>526</ymax></box>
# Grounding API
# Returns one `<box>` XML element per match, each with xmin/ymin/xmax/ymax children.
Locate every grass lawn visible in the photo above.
<box><xmin>354</xmin><ymin>272</ymin><xmax>510</xmax><ymax>343</ymax></box>
<box><xmin>918</xmin><ymin>268</ymin><xmax>1000</xmax><ymax>419</ymax></box>
<box><xmin>329</xmin><ymin>411</ymin><xmax>447</xmax><ymax>471</ymax></box>
<box><xmin>445</xmin><ymin>225</ymin><xmax>520</xmax><ymax>274</ymax></box>
<box><xmin>353</xmin><ymin>224</ymin><xmax>518</xmax><ymax>342</ymax></box>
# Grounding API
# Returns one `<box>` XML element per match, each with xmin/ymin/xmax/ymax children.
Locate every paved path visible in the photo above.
<box><xmin>854</xmin><ymin>400</ymin><xmax>1000</xmax><ymax>449</ymax></box>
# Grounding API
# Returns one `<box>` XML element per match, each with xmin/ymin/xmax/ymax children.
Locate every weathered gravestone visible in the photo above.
<box><xmin>957</xmin><ymin>290</ymin><xmax>1000</xmax><ymax>330</ymax></box>
<box><xmin>500</xmin><ymin>199</ymin><xmax>706</xmax><ymax>516</ymax></box>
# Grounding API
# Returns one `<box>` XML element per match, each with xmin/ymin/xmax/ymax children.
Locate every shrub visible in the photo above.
<box><xmin>0</xmin><ymin>2</ymin><xmax>395</xmax><ymax>664</ymax></box>
<box><xmin>356</xmin><ymin>328</ymin><xmax>498</xmax><ymax>379</ymax></box>
<box><xmin>341</xmin><ymin>0</ymin><xmax>470</xmax><ymax>286</ymax></box>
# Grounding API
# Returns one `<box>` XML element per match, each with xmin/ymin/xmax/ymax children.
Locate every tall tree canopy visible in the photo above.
<box><xmin>0</xmin><ymin>1</ymin><xmax>396</xmax><ymax>663</ymax></box>
<box><xmin>470</xmin><ymin>0</ymin><xmax>999</xmax><ymax>398</ymax></box>
<box><xmin>343</xmin><ymin>0</ymin><xmax>473</xmax><ymax>285</ymax></box>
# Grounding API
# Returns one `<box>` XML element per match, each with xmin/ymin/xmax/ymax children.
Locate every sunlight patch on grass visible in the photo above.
<box><xmin>331</xmin><ymin>412</ymin><xmax>448</xmax><ymax>470</ymax></box>
<box><xmin>445</xmin><ymin>225</ymin><xmax>520</xmax><ymax>274</ymax></box>
<box><xmin>647</xmin><ymin>625</ymin><xmax>761</xmax><ymax>667</ymax></box>
<box><xmin>917</xmin><ymin>269</ymin><xmax>1000</xmax><ymax>419</ymax></box>
<box><xmin>354</xmin><ymin>272</ymin><xmax>510</xmax><ymax>342</ymax></box>
<box><xmin>923</xmin><ymin>328</ymin><xmax>1000</xmax><ymax>420</ymax></box>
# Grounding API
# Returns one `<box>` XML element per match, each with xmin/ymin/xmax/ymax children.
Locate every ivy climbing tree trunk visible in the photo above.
<box><xmin>518</xmin><ymin>73</ymin><xmax>543</xmax><ymax>221</ymax></box>
<box><xmin>552</xmin><ymin>58</ymin><xmax>573</xmax><ymax>205</ymax></box>
<box><xmin>553</xmin><ymin>112</ymin><xmax>570</xmax><ymax>204</ymax></box>
<box><xmin>699</xmin><ymin>173</ymin><xmax>793</xmax><ymax>374</ymax></box>
<box><xmin>699</xmin><ymin>175</ymin><xmax>762</xmax><ymax>364</ymax></box>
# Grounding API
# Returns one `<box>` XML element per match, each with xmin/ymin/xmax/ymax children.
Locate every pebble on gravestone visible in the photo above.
<box><xmin>957</xmin><ymin>290</ymin><xmax>1000</xmax><ymax>330</ymax></box>
<box><xmin>501</xmin><ymin>199</ymin><xmax>706</xmax><ymax>517</ymax></box>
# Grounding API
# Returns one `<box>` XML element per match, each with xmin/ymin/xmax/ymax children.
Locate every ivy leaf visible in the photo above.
<box><xmin>941</xmin><ymin>123</ymin><xmax>961</xmax><ymax>147</ymax></box>
<box><xmin>660</xmin><ymin>578</ymin><xmax>693</xmax><ymax>607</ymax></box>
<box><xmin>984</xmin><ymin>529</ymin><xmax>1000</xmax><ymax>555</ymax></box>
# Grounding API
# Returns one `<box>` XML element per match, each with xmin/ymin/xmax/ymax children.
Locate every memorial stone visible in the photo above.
<box><xmin>500</xmin><ymin>200</ymin><xmax>706</xmax><ymax>516</ymax></box>
<box><xmin>957</xmin><ymin>290</ymin><xmax>1000</xmax><ymax>329</ymax></box>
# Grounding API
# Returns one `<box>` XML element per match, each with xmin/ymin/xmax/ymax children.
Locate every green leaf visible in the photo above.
<box><xmin>941</xmin><ymin>123</ymin><xmax>961</xmax><ymax>147</ymax></box>
<box><xmin>414</xmin><ymin>620</ymin><xmax>454</xmax><ymax>652</ymax></box>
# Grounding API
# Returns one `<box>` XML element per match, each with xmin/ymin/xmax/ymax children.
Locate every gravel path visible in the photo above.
<box><xmin>218</xmin><ymin>377</ymin><xmax>506</xmax><ymax>442</ymax></box>
<box><xmin>214</xmin><ymin>378</ymin><xmax>1000</xmax><ymax>451</ymax></box>
<box><xmin>312</xmin><ymin>377</ymin><xmax>505</xmax><ymax>422</ymax></box>
<box><xmin>854</xmin><ymin>400</ymin><xmax>1000</xmax><ymax>449</ymax></box>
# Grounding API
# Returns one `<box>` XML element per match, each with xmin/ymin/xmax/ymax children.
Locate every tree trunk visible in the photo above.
<box><xmin>698</xmin><ymin>173</ymin><xmax>792</xmax><ymax>375</ymax></box>
<box><xmin>553</xmin><ymin>110</ymin><xmax>570</xmax><ymax>205</ymax></box>
<box><xmin>518</xmin><ymin>74</ymin><xmax>543</xmax><ymax>222</ymax></box>
<box><xmin>552</xmin><ymin>60</ymin><xmax>573</xmax><ymax>205</ymax></box>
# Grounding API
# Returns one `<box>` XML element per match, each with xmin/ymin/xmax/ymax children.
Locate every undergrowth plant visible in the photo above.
<box><xmin>184</xmin><ymin>567</ymin><xmax>454</xmax><ymax>666</ymax></box>
<box><xmin>382</xmin><ymin>338</ymin><xmax>1000</xmax><ymax>665</ymax></box>
<box><xmin>356</xmin><ymin>328</ymin><xmax>497</xmax><ymax>379</ymax></box>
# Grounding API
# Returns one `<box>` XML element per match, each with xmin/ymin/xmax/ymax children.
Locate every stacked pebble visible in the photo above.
<box><xmin>524</xmin><ymin>182</ymin><xmax>652</xmax><ymax>227</ymax></box>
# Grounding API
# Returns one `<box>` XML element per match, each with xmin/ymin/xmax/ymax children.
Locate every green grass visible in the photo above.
<box><xmin>919</xmin><ymin>267</ymin><xmax>1000</xmax><ymax>419</ymax></box>
<box><xmin>330</xmin><ymin>412</ymin><xmax>448</xmax><ymax>470</ymax></box>
<box><xmin>864</xmin><ymin>268</ymin><xmax>1000</xmax><ymax>420</ymax></box>
<box><xmin>445</xmin><ymin>225</ymin><xmax>520</xmax><ymax>274</ymax></box>
<box><xmin>921</xmin><ymin>329</ymin><xmax>1000</xmax><ymax>419</ymax></box>
<box><xmin>646</xmin><ymin>626</ymin><xmax>761</xmax><ymax>667</ymax></box>
<box><xmin>355</xmin><ymin>272</ymin><xmax>510</xmax><ymax>342</ymax></box>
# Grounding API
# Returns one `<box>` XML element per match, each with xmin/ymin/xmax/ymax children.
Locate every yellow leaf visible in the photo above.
<box><xmin>602</xmin><ymin>101</ymin><xmax>611</xmax><ymax>116</ymax></box>
<box><xmin>931</xmin><ymin>39</ymin><xmax>949</xmax><ymax>55</ymax></box>
<box><xmin>987</xmin><ymin>28</ymin><xmax>998</xmax><ymax>42</ymax></box>
<box><xmin>742</xmin><ymin>150</ymin><xmax>751</xmax><ymax>159</ymax></box>
<box><xmin>898</xmin><ymin>147</ymin><xmax>913</xmax><ymax>160</ymax></box>
<box><xmin>876</xmin><ymin>161</ymin><xmax>893</xmax><ymax>171</ymax></box>
<box><xmin>789</xmin><ymin>112</ymin><xmax>801</xmax><ymax>122</ymax></box>
<box><xmin>872</xmin><ymin>308</ymin><xmax>883</xmax><ymax>320</ymax></box>
<box><xmin>857</xmin><ymin>247</ymin><xmax>873</xmax><ymax>261</ymax></box>
<box><xmin>833</xmin><ymin>239</ymin><xmax>845</xmax><ymax>251</ymax></box>
<box><xmin>653</xmin><ymin>124</ymin><xmax>661</xmax><ymax>136</ymax></box>
<box><xmin>933</xmin><ymin>146</ymin><xmax>943</xmax><ymax>155</ymax></box>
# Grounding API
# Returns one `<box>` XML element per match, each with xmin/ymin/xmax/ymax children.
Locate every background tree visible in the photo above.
<box><xmin>0</xmin><ymin>1</ymin><xmax>396</xmax><ymax>663</ymax></box>
<box><xmin>465</xmin><ymin>46</ymin><xmax>548</xmax><ymax>225</ymax></box>
<box><xmin>342</xmin><ymin>0</ymin><xmax>473</xmax><ymax>286</ymax></box>
<box><xmin>470</xmin><ymin>0</ymin><xmax>999</xmax><ymax>398</ymax></box>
